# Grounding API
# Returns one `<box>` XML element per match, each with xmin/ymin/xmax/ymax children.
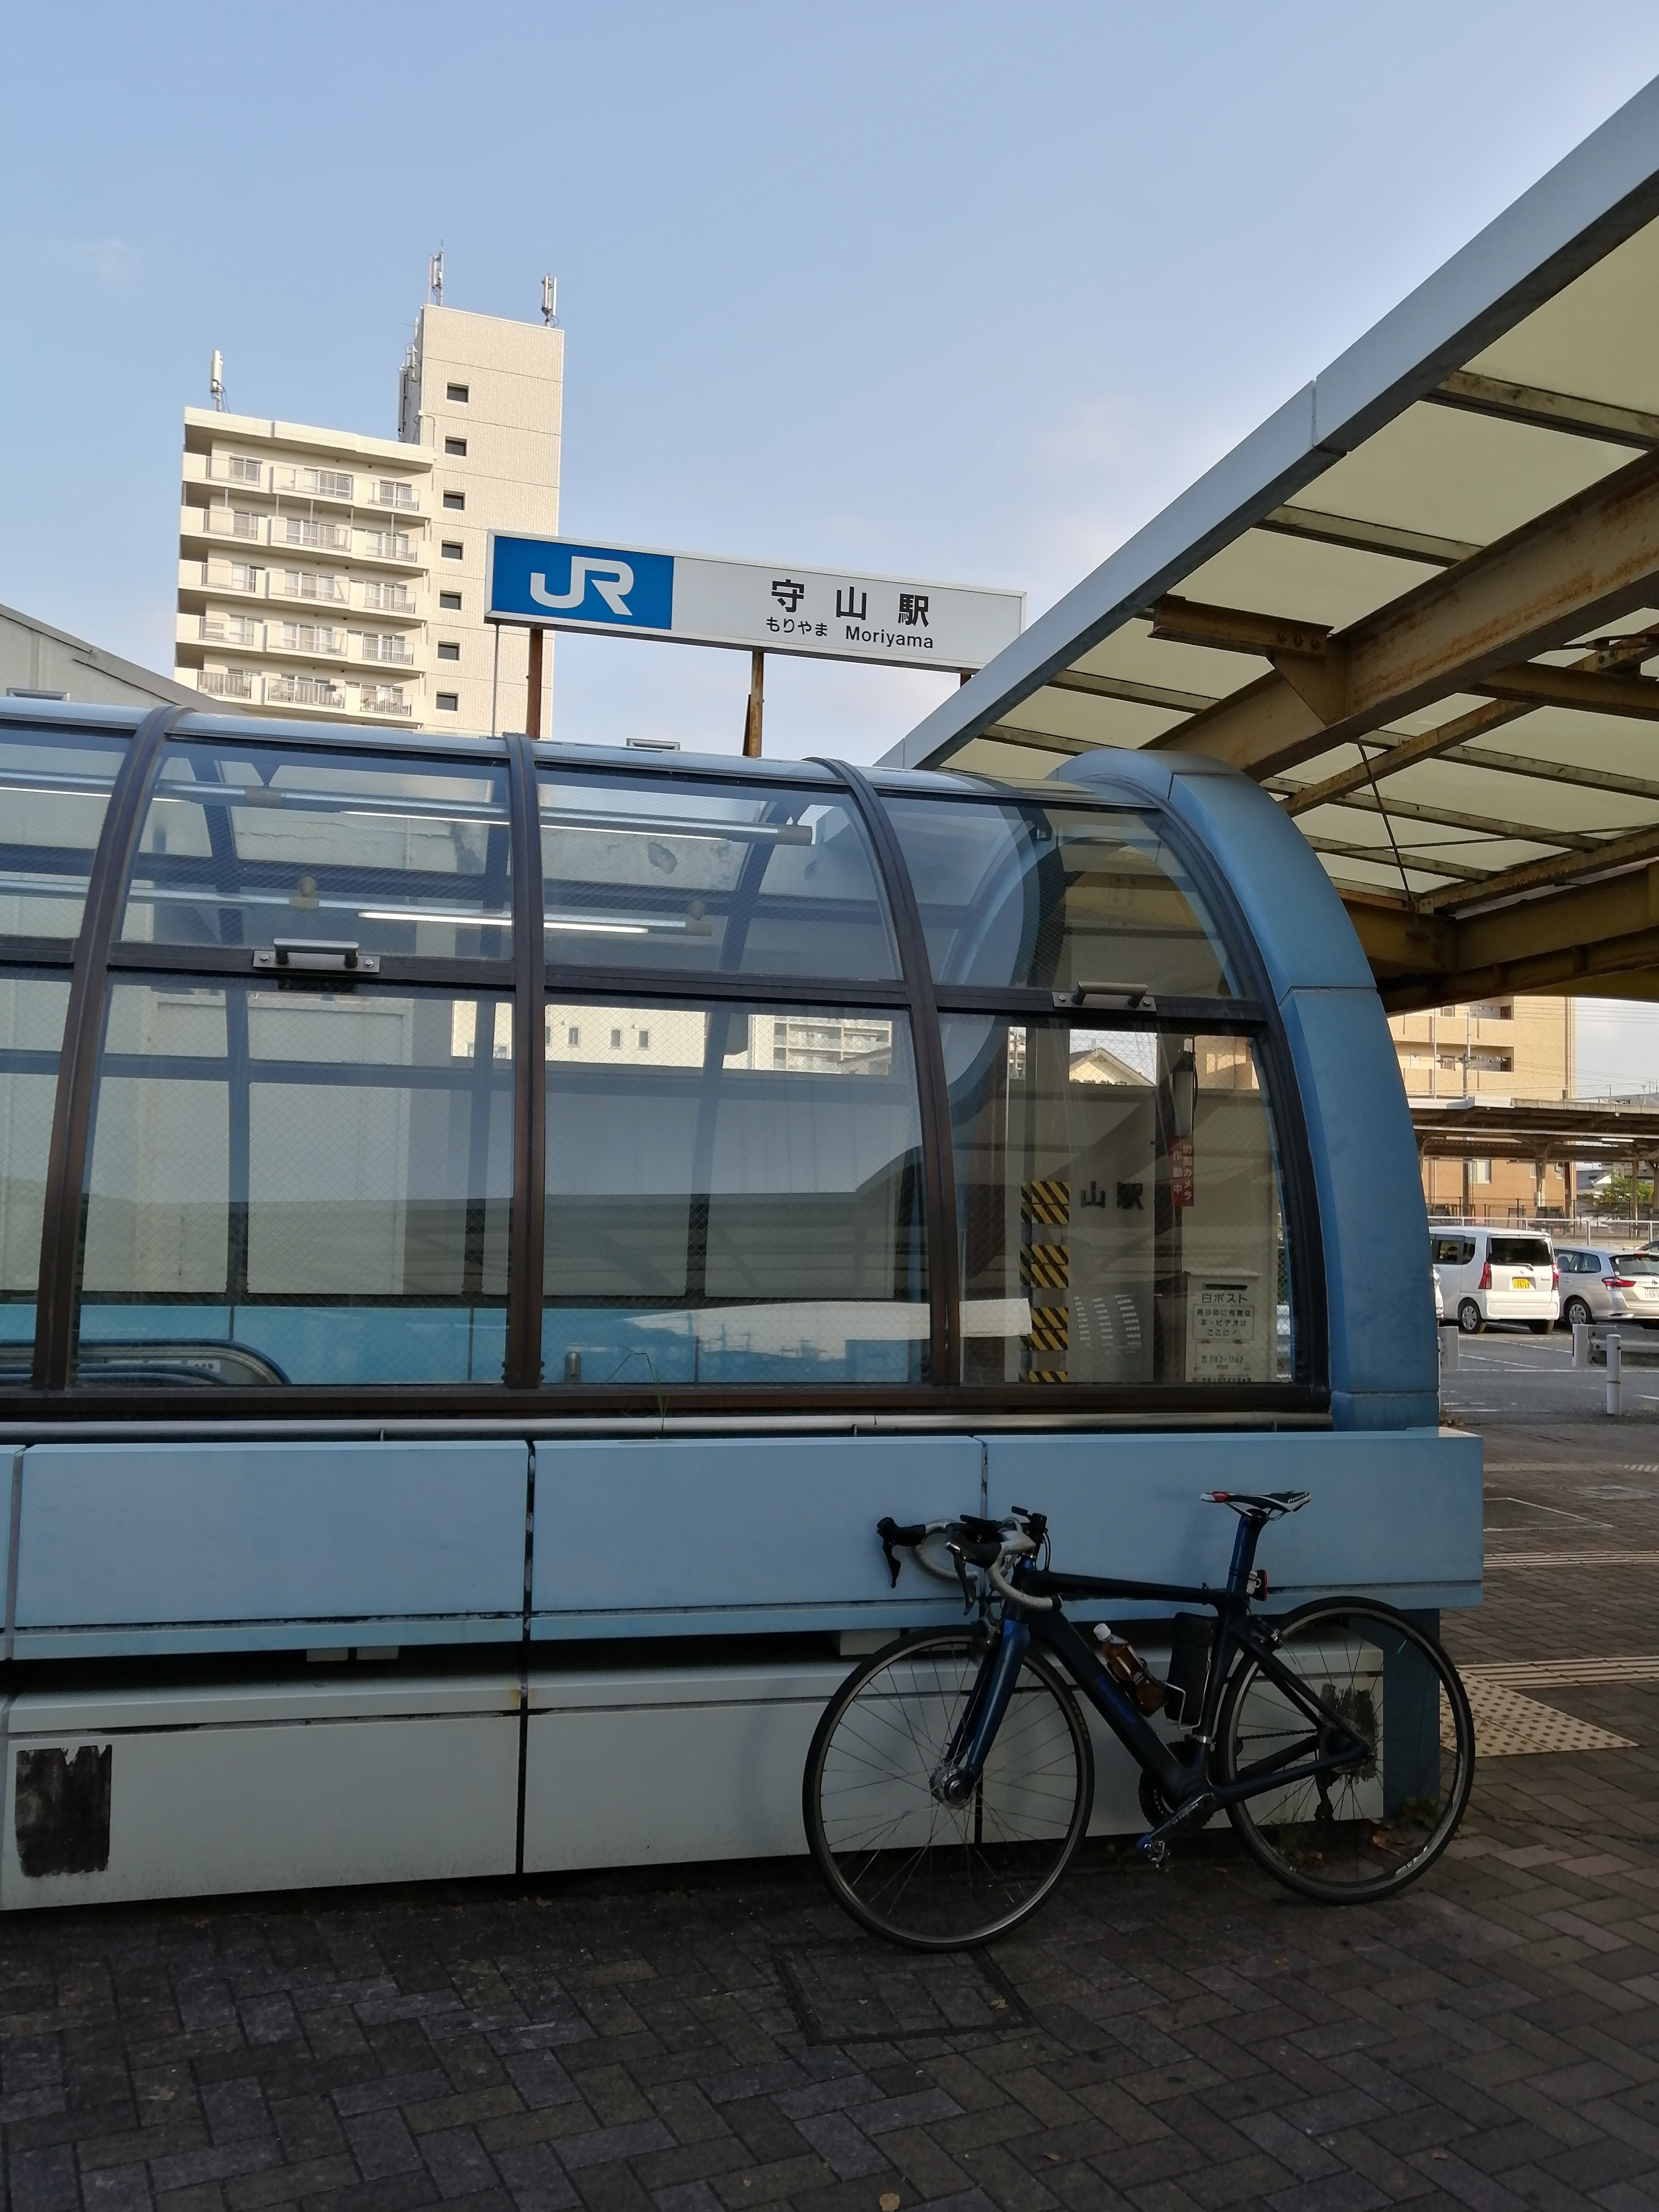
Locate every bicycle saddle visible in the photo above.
<box><xmin>1200</xmin><ymin>1489</ymin><xmax>1311</xmax><ymax>1518</ymax></box>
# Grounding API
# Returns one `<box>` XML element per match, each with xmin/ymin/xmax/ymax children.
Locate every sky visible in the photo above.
<box><xmin>5</xmin><ymin>3</ymin><xmax>1659</xmax><ymax>1080</ymax></box>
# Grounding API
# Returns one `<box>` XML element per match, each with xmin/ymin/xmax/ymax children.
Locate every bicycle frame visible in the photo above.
<box><xmin>943</xmin><ymin>1509</ymin><xmax>1371</xmax><ymax>1837</ymax></box>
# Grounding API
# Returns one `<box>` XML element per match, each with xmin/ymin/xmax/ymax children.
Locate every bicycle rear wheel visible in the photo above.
<box><xmin>804</xmin><ymin>1627</ymin><xmax>1093</xmax><ymax>1949</ymax></box>
<box><xmin>1217</xmin><ymin>1598</ymin><xmax>1473</xmax><ymax>1903</ymax></box>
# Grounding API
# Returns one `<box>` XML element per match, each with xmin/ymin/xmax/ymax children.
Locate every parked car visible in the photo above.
<box><xmin>1555</xmin><ymin>1244</ymin><xmax>1659</xmax><ymax>1328</ymax></box>
<box><xmin>1433</xmin><ymin>1266</ymin><xmax>1444</xmax><ymax>1323</ymax></box>
<box><xmin>1429</xmin><ymin>1227</ymin><xmax>1559</xmax><ymax>1335</ymax></box>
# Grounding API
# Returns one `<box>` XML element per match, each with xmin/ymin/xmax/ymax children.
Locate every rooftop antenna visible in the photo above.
<box><xmin>428</xmin><ymin>246</ymin><xmax>444</xmax><ymax>306</ymax></box>
<box><xmin>209</xmin><ymin>350</ymin><xmax>225</xmax><ymax>411</ymax></box>
<box><xmin>542</xmin><ymin>273</ymin><xmax>558</xmax><ymax>326</ymax></box>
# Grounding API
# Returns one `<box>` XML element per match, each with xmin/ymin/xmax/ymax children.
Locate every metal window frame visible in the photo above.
<box><xmin>0</xmin><ymin>708</ymin><xmax>1328</xmax><ymax>1419</ymax></box>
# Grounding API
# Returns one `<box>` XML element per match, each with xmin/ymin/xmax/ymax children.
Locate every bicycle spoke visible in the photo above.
<box><xmin>808</xmin><ymin>1630</ymin><xmax>1092</xmax><ymax>1947</ymax></box>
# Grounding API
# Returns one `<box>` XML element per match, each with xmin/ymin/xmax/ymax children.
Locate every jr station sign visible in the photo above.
<box><xmin>487</xmin><ymin>535</ymin><xmax>1024</xmax><ymax>674</ymax></box>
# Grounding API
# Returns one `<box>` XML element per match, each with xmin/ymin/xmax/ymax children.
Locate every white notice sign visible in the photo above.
<box><xmin>1187</xmin><ymin>1276</ymin><xmax>1265</xmax><ymax>1384</ymax></box>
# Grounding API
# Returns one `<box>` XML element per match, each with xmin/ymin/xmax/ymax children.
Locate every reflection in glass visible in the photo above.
<box><xmin>0</xmin><ymin>727</ymin><xmax>127</xmax><ymax>940</ymax></box>
<box><xmin>543</xmin><ymin>1002</ymin><xmax>927</xmax><ymax>1383</ymax></box>
<box><xmin>121</xmin><ymin>741</ymin><xmax>513</xmax><ymax>961</ymax></box>
<box><xmin>0</xmin><ymin>977</ymin><xmax>71</xmax><ymax>1368</ymax></box>
<box><xmin>538</xmin><ymin>773</ymin><xmax>898</xmax><ymax>980</ymax></box>
<box><xmin>883</xmin><ymin>797</ymin><xmax>1234</xmax><ymax>996</ymax></box>
<box><xmin>76</xmin><ymin>981</ymin><xmax>512</xmax><ymax>1385</ymax></box>
<box><xmin>945</xmin><ymin>1019</ymin><xmax>1291</xmax><ymax>1386</ymax></box>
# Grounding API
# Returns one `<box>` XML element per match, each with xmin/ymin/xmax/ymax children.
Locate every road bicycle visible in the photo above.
<box><xmin>804</xmin><ymin>1491</ymin><xmax>1474</xmax><ymax>1949</ymax></box>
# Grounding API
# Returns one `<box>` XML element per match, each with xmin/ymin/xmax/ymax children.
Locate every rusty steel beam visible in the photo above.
<box><xmin>1473</xmin><ymin>663</ymin><xmax>1659</xmax><ymax>716</ymax></box>
<box><xmin>1041</xmin><ymin>668</ymin><xmax>1219</xmax><ymax>713</ymax></box>
<box><xmin>1436</xmin><ymin>740</ymin><xmax>1659</xmax><ymax>808</ymax></box>
<box><xmin>1426</xmin><ymin>369</ymin><xmax>1659</xmax><ymax>451</ymax></box>
<box><xmin>1258</xmin><ymin>506</ymin><xmax>1480</xmax><ymax>568</ymax></box>
<box><xmin>1278</xmin><ymin>703</ymin><xmax>1523</xmax><ymax>817</ymax></box>
<box><xmin>976</xmin><ymin>721</ymin><xmax>1093</xmax><ymax>757</ymax></box>
<box><xmin>1146</xmin><ymin>597</ymin><xmax>1331</xmax><ymax>659</ymax></box>
<box><xmin>1420</xmin><ymin>818</ymin><xmax>1659</xmax><ymax>914</ymax></box>
<box><xmin>1319</xmin><ymin>786</ymin><xmax>1599</xmax><ymax>851</ymax></box>
<box><xmin>1278</xmin><ymin>634</ymin><xmax>1659</xmax><ymax>816</ymax></box>
<box><xmin>1300</xmin><ymin>831</ymin><xmax>1489</xmax><ymax>883</ymax></box>
<box><xmin>1357</xmin><ymin>867</ymin><xmax>1659</xmax><ymax>1011</ymax></box>
<box><xmin>1153</xmin><ymin>447</ymin><xmax>1659</xmax><ymax>779</ymax></box>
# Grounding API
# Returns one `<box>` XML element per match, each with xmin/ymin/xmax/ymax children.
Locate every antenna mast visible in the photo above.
<box><xmin>209</xmin><ymin>350</ymin><xmax>225</xmax><ymax>411</ymax></box>
<box><xmin>542</xmin><ymin>273</ymin><xmax>558</xmax><ymax>326</ymax></box>
<box><xmin>428</xmin><ymin>247</ymin><xmax>444</xmax><ymax>306</ymax></box>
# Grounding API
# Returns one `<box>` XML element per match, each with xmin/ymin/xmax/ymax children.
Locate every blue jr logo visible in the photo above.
<box><xmin>490</xmin><ymin>538</ymin><xmax>675</xmax><ymax>631</ymax></box>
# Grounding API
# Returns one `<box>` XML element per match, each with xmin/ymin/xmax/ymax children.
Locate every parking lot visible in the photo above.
<box><xmin>6</xmin><ymin>1370</ymin><xmax>1659</xmax><ymax>2212</ymax></box>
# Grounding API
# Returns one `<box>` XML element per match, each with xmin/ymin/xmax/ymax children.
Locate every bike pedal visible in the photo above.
<box><xmin>1135</xmin><ymin>1835</ymin><xmax>1169</xmax><ymax>1870</ymax></box>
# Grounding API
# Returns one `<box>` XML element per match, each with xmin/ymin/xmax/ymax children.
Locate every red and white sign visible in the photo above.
<box><xmin>1169</xmin><ymin>1137</ymin><xmax>1195</xmax><ymax>1209</ymax></box>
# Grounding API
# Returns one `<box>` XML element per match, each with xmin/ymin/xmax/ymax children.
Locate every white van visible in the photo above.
<box><xmin>1429</xmin><ymin>1226</ymin><xmax>1559</xmax><ymax>1335</ymax></box>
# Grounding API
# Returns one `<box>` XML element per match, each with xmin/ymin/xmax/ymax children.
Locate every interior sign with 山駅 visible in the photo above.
<box><xmin>487</xmin><ymin>534</ymin><xmax>1024</xmax><ymax>672</ymax></box>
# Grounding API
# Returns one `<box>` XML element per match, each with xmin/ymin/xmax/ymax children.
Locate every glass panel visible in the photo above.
<box><xmin>544</xmin><ymin>1000</ymin><xmax>927</xmax><ymax>1383</ymax></box>
<box><xmin>945</xmin><ymin>1019</ymin><xmax>1292</xmax><ymax>1387</ymax></box>
<box><xmin>883</xmin><ymin>796</ymin><xmax>1234</xmax><ymax>996</ymax></box>
<box><xmin>538</xmin><ymin>772</ymin><xmax>898</xmax><ymax>980</ymax></box>
<box><xmin>0</xmin><ymin>724</ymin><xmax>126</xmax><ymax>940</ymax></box>
<box><xmin>121</xmin><ymin>740</ymin><xmax>512</xmax><ymax>961</ymax></box>
<box><xmin>76</xmin><ymin>980</ymin><xmax>512</xmax><ymax>1386</ymax></box>
<box><xmin>0</xmin><ymin>976</ymin><xmax>71</xmax><ymax>1376</ymax></box>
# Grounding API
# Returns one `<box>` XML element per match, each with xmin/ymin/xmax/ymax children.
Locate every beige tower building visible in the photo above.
<box><xmin>1389</xmin><ymin>997</ymin><xmax>1577</xmax><ymax>1216</ymax></box>
<box><xmin>176</xmin><ymin>298</ymin><xmax>563</xmax><ymax>733</ymax></box>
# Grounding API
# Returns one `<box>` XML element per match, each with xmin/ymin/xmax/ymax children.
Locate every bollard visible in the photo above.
<box><xmin>1441</xmin><ymin>1322</ymin><xmax>1458</xmax><ymax>1373</ymax></box>
<box><xmin>1607</xmin><ymin>1330</ymin><xmax>1623</xmax><ymax>1416</ymax></box>
<box><xmin>1573</xmin><ymin>1320</ymin><xmax>1591</xmax><ymax>1370</ymax></box>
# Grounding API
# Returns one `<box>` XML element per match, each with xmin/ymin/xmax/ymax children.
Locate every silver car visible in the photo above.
<box><xmin>1555</xmin><ymin>1245</ymin><xmax>1659</xmax><ymax>1329</ymax></box>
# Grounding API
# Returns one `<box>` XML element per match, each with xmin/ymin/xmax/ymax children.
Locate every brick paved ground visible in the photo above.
<box><xmin>8</xmin><ymin>1349</ymin><xmax>1659</xmax><ymax>2212</ymax></box>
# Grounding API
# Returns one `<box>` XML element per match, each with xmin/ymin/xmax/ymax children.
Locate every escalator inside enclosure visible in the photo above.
<box><xmin>0</xmin><ymin>701</ymin><xmax>1323</xmax><ymax>1416</ymax></box>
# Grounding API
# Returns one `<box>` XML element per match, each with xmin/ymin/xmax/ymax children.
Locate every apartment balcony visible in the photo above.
<box><xmin>367</xmin><ymin>481</ymin><xmax>421</xmax><ymax>513</ymax></box>
<box><xmin>360</xmin><ymin>644</ymin><xmax>416</xmax><ymax>668</ymax></box>
<box><xmin>359</xmin><ymin>531</ymin><xmax>422</xmax><ymax>566</ymax></box>
<box><xmin>276</xmin><ymin>465</ymin><xmax>355</xmax><ymax>504</ymax></box>
<box><xmin>280</xmin><ymin>571</ymin><xmax>348</xmax><ymax>606</ymax></box>
<box><xmin>266</xmin><ymin>673</ymin><xmax>346</xmax><ymax>711</ymax></box>
<box><xmin>199</xmin><ymin>615</ymin><xmax>266</xmax><ymax>649</ymax></box>
<box><xmin>198</xmin><ymin>669</ymin><xmax>258</xmax><ymax>702</ymax></box>
<box><xmin>357</xmin><ymin>683</ymin><xmax>415</xmax><ymax>718</ymax></box>
<box><xmin>359</xmin><ymin>586</ymin><xmax>417</xmax><ymax>615</ymax></box>
<box><xmin>182</xmin><ymin>504</ymin><xmax>266</xmax><ymax>544</ymax></box>
<box><xmin>283</xmin><ymin>517</ymin><xmax>353</xmax><ymax>555</ymax></box>
<box><xmin>203</xmin><ymin>559</ymin><xmax>271</xmax><ymax>599</ymax></box>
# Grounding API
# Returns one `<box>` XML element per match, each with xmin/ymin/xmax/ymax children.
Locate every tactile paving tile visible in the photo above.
<box><xmin>1467</xmin><ymin>1655</ymin><xmax>1659</xmax><ymax>1686</ymax></box>
<box><xmin>1455</xmin><ymin>1675</ymin><xmax>1635</xmax><ymax>1756</ymax></box>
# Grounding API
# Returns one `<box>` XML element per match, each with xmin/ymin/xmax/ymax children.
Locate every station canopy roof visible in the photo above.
<box><xmin>885</xmin><ymin>77</ymin><xmax>1659</xmax><ymax>1016</ymax></box>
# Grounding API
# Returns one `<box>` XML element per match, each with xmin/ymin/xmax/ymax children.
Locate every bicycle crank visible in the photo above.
<box><xmin>1134</xmin><ymin>1787</ymin><xmax>1218</xmax><ymax>1867</ymax></box>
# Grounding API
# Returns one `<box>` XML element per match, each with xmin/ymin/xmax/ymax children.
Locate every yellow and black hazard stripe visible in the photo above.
<box><xmin>1026</xmin><ymin>1304</ymin><xmax>1069</xmax><ymax>1351</ymax></box>
<box><xmin>1020</xmin><ymin>1177</ymin><xmax>1069</xmax><ymax>1226</ymax></box>
<box><xmin>1023</xmin><ymin>1368</ymin><xmax>1069</xmax><ymax>1385</ymax></box>
<box><xmin>1020</xmin><ymin>1242</ymin><xmax>1069</xmax><ymax>1289</ymax></box>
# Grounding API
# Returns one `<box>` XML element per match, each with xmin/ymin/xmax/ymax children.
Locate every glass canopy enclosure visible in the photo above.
<box><xmin>0</xmin><ymin>707</ymin><xmax>1317</xmax><ymax>1412</ymax></box>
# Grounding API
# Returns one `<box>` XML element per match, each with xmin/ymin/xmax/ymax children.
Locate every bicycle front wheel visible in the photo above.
<box><xmin>1217</xmin><ymin>1598</ymin><xmax>1474</xmax><ymax>1903</ymax></box>
<box><xmin>804</xmin><ymin>1627</ymin><xmax>1093</xmax><ymax>1950</ymax></box>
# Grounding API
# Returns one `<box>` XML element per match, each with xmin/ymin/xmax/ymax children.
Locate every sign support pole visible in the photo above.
<box><xmin>526</xmin><ymin>626</ymin><xmax>545</xmax><ymax>740</ymax></box>
<box><xmin>742</xmin><ymin>649</ymin><xmax>764</xmax><ymax>757</ymax></box>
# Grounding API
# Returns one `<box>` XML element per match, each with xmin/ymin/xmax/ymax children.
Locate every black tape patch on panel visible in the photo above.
<box><xmin>15</xmin><ymin>1745</ymin><xmax>112</xmax><ymax>1876</ymax></box>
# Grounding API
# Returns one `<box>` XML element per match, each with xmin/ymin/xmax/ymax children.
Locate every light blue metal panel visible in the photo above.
<box><xmin>533</xmin><ymin>1435</ymin><xmax>982</xmax><ymax>1636</ymax></box>
<box><xmin>985</xmin><ymin>1428</ymin><xmax>1480</xmax><ymax>1615</ymax></box>
<box><xmin>1276</xmin><ymin>989</ymin><xmax>1438</xmax><ymax>1429</ymax></box>
<box><xmin>15</xmin><ymin>1443</ymin><xmax>528</xmax><ymax>1632</ymax></box>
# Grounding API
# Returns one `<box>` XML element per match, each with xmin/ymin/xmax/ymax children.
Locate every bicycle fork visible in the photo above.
<box><xmin>934</xmin><ymin>1617</ymin><xmax>1029</xmax><ymax>1804</ymax></box>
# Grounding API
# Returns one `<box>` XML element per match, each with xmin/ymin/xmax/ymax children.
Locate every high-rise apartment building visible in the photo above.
<box><xmin>1389</xmin><ymin>997</ymin><xmax>1576</xmax><ymax>1215</ymax></box>
<box><xmin>176</xmin><ymin>301</ymin><xmax>562</xmax><ymax>732</ymax></box>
